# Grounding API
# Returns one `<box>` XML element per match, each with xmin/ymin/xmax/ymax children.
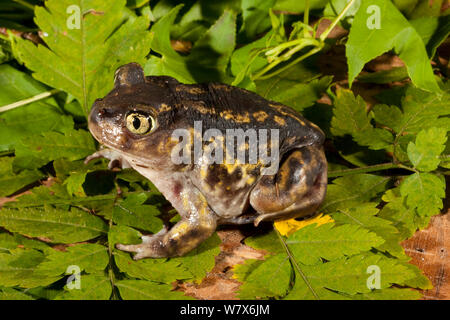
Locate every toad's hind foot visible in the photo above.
<box><xmin>115</xmin><ymin>243</ymin><xmax>151</xmax><ymax>261</ymax></box>
<box><xmin>116</xmin><ymin>212</ymin><xmax>217</xmax><ymax>259</ymax></box>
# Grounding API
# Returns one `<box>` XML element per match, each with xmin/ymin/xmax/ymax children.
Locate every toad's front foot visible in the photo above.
<box><xmin>84</xmin><ymin>148</ymin><xmax>132</xmax><ymax>169</ymax></box>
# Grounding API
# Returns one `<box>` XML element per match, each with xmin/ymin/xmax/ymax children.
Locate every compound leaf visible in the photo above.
<box><xmin>286</xmin><ymin>223</ymin><xmax>384</xmax><ymax>265</ymax></box>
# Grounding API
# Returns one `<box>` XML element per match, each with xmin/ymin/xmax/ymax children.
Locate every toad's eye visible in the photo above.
<box><xmin>126</xmin><ymin>112</ymin><xmax>155</xmax><ymax>135</ymax></box>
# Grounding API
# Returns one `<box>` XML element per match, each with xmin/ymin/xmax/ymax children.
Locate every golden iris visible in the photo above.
<box><xmin>126</xmin><ymin>113</ymin><xmax>155</xmax><ymax>135</ymax></box>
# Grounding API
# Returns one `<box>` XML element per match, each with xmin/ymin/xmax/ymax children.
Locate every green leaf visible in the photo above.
<box><xmin>410</xmin><ymin>16</ymin><xmax>440</xmax><ymax>46</ymax></box>
<box><xmin>13</xmin><ymin>0</ymin><xmax>152</xmax><ymax>116</ymax></box>
<box><xmin>63</xmin><ymin>172</ymin><xmax>88</xmax><ymax>197</ymax></box>
<box><xmin>0</xmin><ymin>232</ymin><xmax>50</xmax><ymax>253</ymax></box>
<box><xmin>127</xmin><ymin>0</ymin><xmax>150</xmax><ymax>9</ymax></box>
<box><xmin>14</xmin><ymin>129</ymin><xmax>96</xmax><ymax>170</ymax></box>
<box><xmin>4</xmin><ymin>183</ymin><xmax>116</xmax><ymax>212</ymax></box>
<box><xmin>169</xmin><ymin>2</ymin><xmax>208</xmax><ymax>42</ymax></box>
<box><xmin>56</xmin><ymin>274</ymin><xmax>112</xmax><ymax>300</ymax></box>
<box><xmin>35</xmin><ymin>243</ymin><xmax>109</xmax><ymax>277</ymax></box>
<box><xmin>346</xmin><ymin>0</ymin><xmax>440</xmax><ymax>92</ymax></box>
<box><xmin>286</xmin><ymin>223</ymin><xmax>384</xmax><ymax>265</ymax></box>
<box><xmin>0</xmin><ymin>64</ymin><xmax>73</xmax><ymax>152</ymax></box>
<box><xmin>114</xmin><ymin>251</ymin><xmax>191</xmax><ymax>284</ymax></box>
<box><xmin>0</xmin><ymin>207</ymin><xmax>108</xmax><ymax>243</ymax></box>
<box><xmin>371</xmin><ymin>104</ymin><xmax>404</xmax><ymax>133</ymax></box>
<box><xmin>333</xmin><ymin>138</ymin><xmax>390</xmax><ymax>167</ymax></box>
<box><xmin>239</xmin><ymin>0</ymin><xmax>275</xmax><ymax>40</ymax></box>
<box><xmin>113</xmin><ymin>193</ymin><xmax>163</xmax><ymax>233</ymax></box>
<box><xmin>331</xmin><ymin>89</ymin><xmax>393</xmax><ymax>150</ymax></box>
<box><xmin>0</xmin><ymin>35</ymin><xmax>13</xmax><ymax>64</ymax></box>
<box><xmin>0</xmin><ymin>287</ymin><xmax>35</xmax><ymax>300</ymax></box>
<box><xmin>145</xmin><ymin>5</ymin><xmax>194</xmax><ymax>83</ymax></box>
<box><xmin>284</xmin><ymin>276</ymin><xmax>348</xmax><ymax>300</ymax></box>
<box><xmin>373</xmin><ymin>84</ymin><xmax>450</xmax><ymax>137</ymax></box>
<box><xmin>244</xmin><ymin>230</ymin><xmax>284</xmax><ymax>255</ymax></box>
<box><xmin>186</xmin><ymin>9</ymin><xmax>237</xmax><ymax>83</ymax></box>
<box><xmin>323</xmin><ymin>0</ymin><xmax>362</xmax><ymax>27</ymax></box>
<box><xmin>407</xmin><ymin>127</ymin><xmax>448</xmax><ymax>171</ymax></box>
<box><xmin>426</xmin><ymin>15</ymin><xmax>450</xmax><ymax>58</ymax></box>
<box><xmin>284</xmin><ymin>253</ymin><xmax>418</xmax><ymax>299</ymax></box>
<box><xmin>254</xmin><ymin>60</ymin><xmax>328</xmax><ymax>109</ymax></box>
<box><xmin>0</xmin><ymin>248</ymin><xmax>59</xmax><ymax>288</ymax></box>
<box><xmin>107</xmin><ymin>223</ymin><xmax>185</xmax><ymax>278</ymax></box>
<box><xmin>352</xmin><ymin>288</ymin><xmax>422</xmax><ymax>300</ymax></box>
<box><xmin>330</xmin><ymin>203</ymin><xmax>406</xmax><ymax>258</ymax></box>
<box><xmin>236</xmin><ymin>244</ymin><xmax>417</xmax><ymax>299</ymax></box>
<box><xmin>401</xmin><ymin>263</ymin><xmax>433</xmax><ymax>290</ymax></box>
<box><xmin>259</xmin><ymin>76</ymin><xmax>332</xmax><ymax>113</ymax></box>
<box><xmin>400</xmin><ymin>172</ymin><xmax>446</xmax><ymax>217</ymax></box>
<box><xmin>379</xmin><ymin>187</ymin><xmax>429</xmax><ymax>238</ymax></box>
<box><xmin>108</xmin><ymin>224</ymin><xmax>142</xmax><ymax>248</ymax></box>
<box><xmin>321</xmin><ymin>174</ymin><xmax>391</xmax><ymax>213</ymax></box>
<box><xmin>331</xmin><ymin>89</ymin><xmax>371</xmax><ymax>135</ymax></box>
<box><xmin>407</xmin><ymin>0</ymin><xmax>444</xmax><ymax>19</ymax></box>
<box><xmin>53</xmin><ymin>158</ymin><xmax>106</xmax><ymax>198</ymax></box>
<box><xmin>0</xmin><ymin>157</ymin><xmax>44</xmax><ymax>197</ymax></box>
<box><xmin>116</xmin><ymin>279</ymin><xmax>193</xmax><ymax>300</ymax></box>
<box><xmin>299</xmin><ymin>254</ymin><xmax>416</xmax><ymax>295</ymax></box>
<box><xmin>274</xmin><ymin>0</ymin><xmax>329</xmax><ymax>13</ymax></box>
<box><xmin>357</xmin><ymin>67</ymin><xmax>409</xmax><ymax>84</ymax></box>
<box><xmin>171</xmin><ymin>233</ymin><xmax>221</xmax><ymax>283</ymax></box>
<box><xmin>145</xmin><ymin>6</ymin><xmax>237</xmax><ymax>83</ymax></box>
<box><xmin>234</xmin><ymin>254</ymin><xmax>291</xmax><ymax>299</ymax></box>
<box><xmin>231</xmin><ymin>31</ymin><xmax>273</xmax><ymax>89</ymax></box>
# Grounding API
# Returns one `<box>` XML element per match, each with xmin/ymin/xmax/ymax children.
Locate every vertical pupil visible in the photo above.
<box><xmin>133</xmin><ymin>116</ymin><xmax>141</xmax><ymax>130</ymax></box>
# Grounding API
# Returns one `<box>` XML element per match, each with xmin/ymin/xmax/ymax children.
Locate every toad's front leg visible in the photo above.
<box><xmin>116</xmin><ymin>190</ymin><xmax>217</xmax><ymax>259</ymax></box>
<box><xmin>84</xmin><ymin>147</ymin><xmax>132</xmax><ymax>169</ymax></box>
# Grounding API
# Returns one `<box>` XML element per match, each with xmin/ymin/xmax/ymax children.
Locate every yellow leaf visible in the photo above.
<box><xmin>274</xmin><ymin>213</ymin><xmax>334</xmax><ymax>237</ymax></box>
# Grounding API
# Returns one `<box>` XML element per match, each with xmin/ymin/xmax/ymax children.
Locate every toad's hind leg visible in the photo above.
<box><xmin>116</xmin><ymin>188</ymin><xmax>217</xmax><ymax>259</ymax></box>
<box><xmin>249</xmin><ymin>146</ymin><xmax>327</xmax><ymax>226</ymax></box>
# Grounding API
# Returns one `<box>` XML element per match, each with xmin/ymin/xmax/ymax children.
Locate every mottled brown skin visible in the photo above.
<box><xmin>86</xmin><ymin>63</ymin><xmax>327</xmax><ymax>259</ymax></box>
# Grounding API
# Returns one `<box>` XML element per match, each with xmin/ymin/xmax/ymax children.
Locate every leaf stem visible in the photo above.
<box><xmin>253</xmin><ymin>39</ymin><xmax>321</xmax><ymax>80</ymax></box>
<box><xmin>275</xmin><ymin>228</ymin><xmax>319</xmax><ymax>300</ymax></box>
<box><xmin>328</xmin><ymin>162</ymin><xmax>417</xmax><ymax>178</ymax></box>
<box><xmin>319</xmin><ymin>0</ymin><xmax>356</xmax><ymax>41</ymax></box>
<box><xmin>0</xmin><ymin>89</ymin><xmax>60</xmax><ymax>113</ymax></box>
<box><xmin>257</xmin><ymin>44</ymin><xmax>323</xmax><ymax>80</ymax></box>
<box><xmin>303</xmin><ymin>0</ymin><xmax>310</xmax><ymax>38</ymax></box>
<box><xmin>0</xmin><ymin>150</ymin><xmax>14</xmax><ymax>157</ymax></box>
<box><xmin>107</xmin><ymin>184</ymin><xmax>122</xmax><ymax>300</ymax></box>
<box><xmin>13</xmin><ymin>0</ymin><xmax>35</xmax><ymax>11</ymax></box>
